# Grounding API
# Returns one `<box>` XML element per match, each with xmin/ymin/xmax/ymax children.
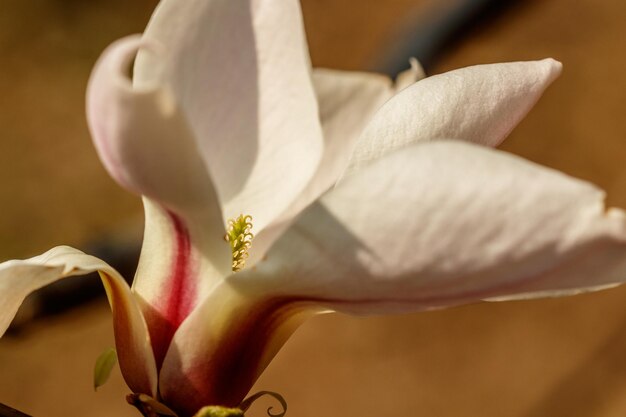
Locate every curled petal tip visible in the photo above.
<box><xmin>541</xmin><ymin>57</ymin><xmax>563</xmax><ymax>80</ymax></box>
<box><xmin>88</xmin><ymin>35</ymin><xmax>159</xmax><ymax>95</ymax></box>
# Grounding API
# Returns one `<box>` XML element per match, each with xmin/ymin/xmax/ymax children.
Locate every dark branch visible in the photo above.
<box><xmin>0</xmin><ymin>403</ymin><xmax>31</xmax><ymax>417</ymax></box>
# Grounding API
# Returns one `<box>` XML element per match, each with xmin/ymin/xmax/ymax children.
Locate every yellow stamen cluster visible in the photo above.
<box><xmin>225</xmin><ymin>214</ymin><xmax>254</xmax><ymax>272</ymax></box>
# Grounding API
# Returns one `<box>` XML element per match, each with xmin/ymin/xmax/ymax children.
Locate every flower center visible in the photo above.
<box><xmin>225</xmin><ymin>214</ymin><xmax>254</xmax><ymax>272</ymax></box>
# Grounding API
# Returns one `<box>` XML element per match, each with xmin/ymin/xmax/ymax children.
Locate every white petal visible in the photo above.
<box><xmin>347</xmin><ymin>59</ymin><xmax>562</xmax><ymax>173</ymax></box>
<box><xmin>88</xmin><ymin>37</ymin><xmax>220</xmax><ymax>223</ymax></box>
<box><xmin>235</xmin><ymin>141</ymin><xmax>626</xmax><ymax>313</ymax></box>
<box><xmin>312</xmin><ymin>69</ymin><xmax>393</xmax><ymax>150</ymax></box>
<box><xmin>248</xmin><ymin>69</ymin><xmax>394</xmax><ymax>262</ymax></box>
<box><xmin>249</xmin><ymin>64</ymin><xmax>426</xmax><ymax>263</ymax></box>
<box><xmin>307</xmin><ymin>62</ymin><xmax>427</xmax><ymax>196</ymax></box>
<box><xmin>135</xmin><ymin>0</ymin><xmax>323</xmax><ymax>233</ymax></box>
<box><xmin>310</xmin><ymin>60</ymin><xmax>427</xmax><ymax>171</ymax></box>
<box><xmin>0</xmin><ymin>246</ymin><xmax>157</xmax><ymax>396</ymax></box>
<box><xmin>87</xmin><ymin>37</ymin><xmax>231</xmax><ymax>304</ymax></box>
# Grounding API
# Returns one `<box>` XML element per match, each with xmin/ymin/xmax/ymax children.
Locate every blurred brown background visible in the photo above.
<box><xmin>1</xmin><ymin>0</ymin><xmax>626</xmax><ymax>416</ymax></box>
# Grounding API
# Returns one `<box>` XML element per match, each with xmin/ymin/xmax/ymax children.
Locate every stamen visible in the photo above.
<box><xmin>225</xmin><ymin>214</ymin><xmax>254</xmax><ymax>272</ymax></box>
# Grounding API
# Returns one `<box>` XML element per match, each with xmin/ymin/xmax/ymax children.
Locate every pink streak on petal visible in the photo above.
<box><xmin>165</xmin><ymin>212</ymin><xmax>197</xmax><ymax>327</ymax></box>
<box><xmin>148</xmin><ymin>211</ymin><xmax>198</xmax><ymax>370</ymax></box>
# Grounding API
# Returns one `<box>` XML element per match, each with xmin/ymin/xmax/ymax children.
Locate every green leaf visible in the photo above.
<box><xmin>193</xmin><ymin>406</ymin><xmax>244</xmax><ymax>417</ymax></box>
<box><xmin>93</xmin><ymin>347</ymin><xmax>117</xmax><ymax>390</ymax></box>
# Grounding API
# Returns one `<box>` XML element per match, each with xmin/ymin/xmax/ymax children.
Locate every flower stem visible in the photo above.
<box><xmin>126</xmin><ymin>394</ymin><xmax>178</xmax><ymax>417</ymax></box>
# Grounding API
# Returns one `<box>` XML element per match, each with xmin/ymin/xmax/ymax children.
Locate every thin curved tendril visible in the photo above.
<box><xmin>239</xmin><ymin>391</ymin><xmax>287</xmax><ymax>417</ymax></box>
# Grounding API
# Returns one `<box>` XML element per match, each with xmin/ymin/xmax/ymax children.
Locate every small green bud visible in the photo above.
<box><xmin>93</xmin><ymin>347</ymin><xmax>117</xmax><ymax>390</ymax></box>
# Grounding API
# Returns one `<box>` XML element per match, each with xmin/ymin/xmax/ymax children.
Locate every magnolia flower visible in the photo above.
<box><xmin>2</xmin><ymin>0</ymin><xmax>626</xmax><ymax>416</ymax></box>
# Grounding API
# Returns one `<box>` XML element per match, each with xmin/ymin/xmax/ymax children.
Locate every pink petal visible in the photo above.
<box><xmin>0</xmin><ymin>246</ymin><xmax>157</xmax><ymax>396</ymax></box>
<box><xmin>157</xmin><ymin>283</ymin><xmax>317</xmax><ymax>414</ymax></box>
<box><xmin>87</xmin><ymin>36</ymin><xmax>232</xmax><ymax>363</ymax></box>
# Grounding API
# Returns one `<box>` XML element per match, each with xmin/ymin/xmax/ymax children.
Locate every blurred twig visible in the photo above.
<box><xmin>375</xmin><ymin>0</ymin><xmax>522</xmax><ymax>76</ymax></box>
<box><xmin>0</xmin><ymin>403</ymin><xmax>31</xmax><ymax>417</ymax></box>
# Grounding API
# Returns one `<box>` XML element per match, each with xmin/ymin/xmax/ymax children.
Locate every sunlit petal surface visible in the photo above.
<box><xmin>239</xmin><ymin>141</ymin><xmax>626</xmax><ymax>313</ymax></box>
